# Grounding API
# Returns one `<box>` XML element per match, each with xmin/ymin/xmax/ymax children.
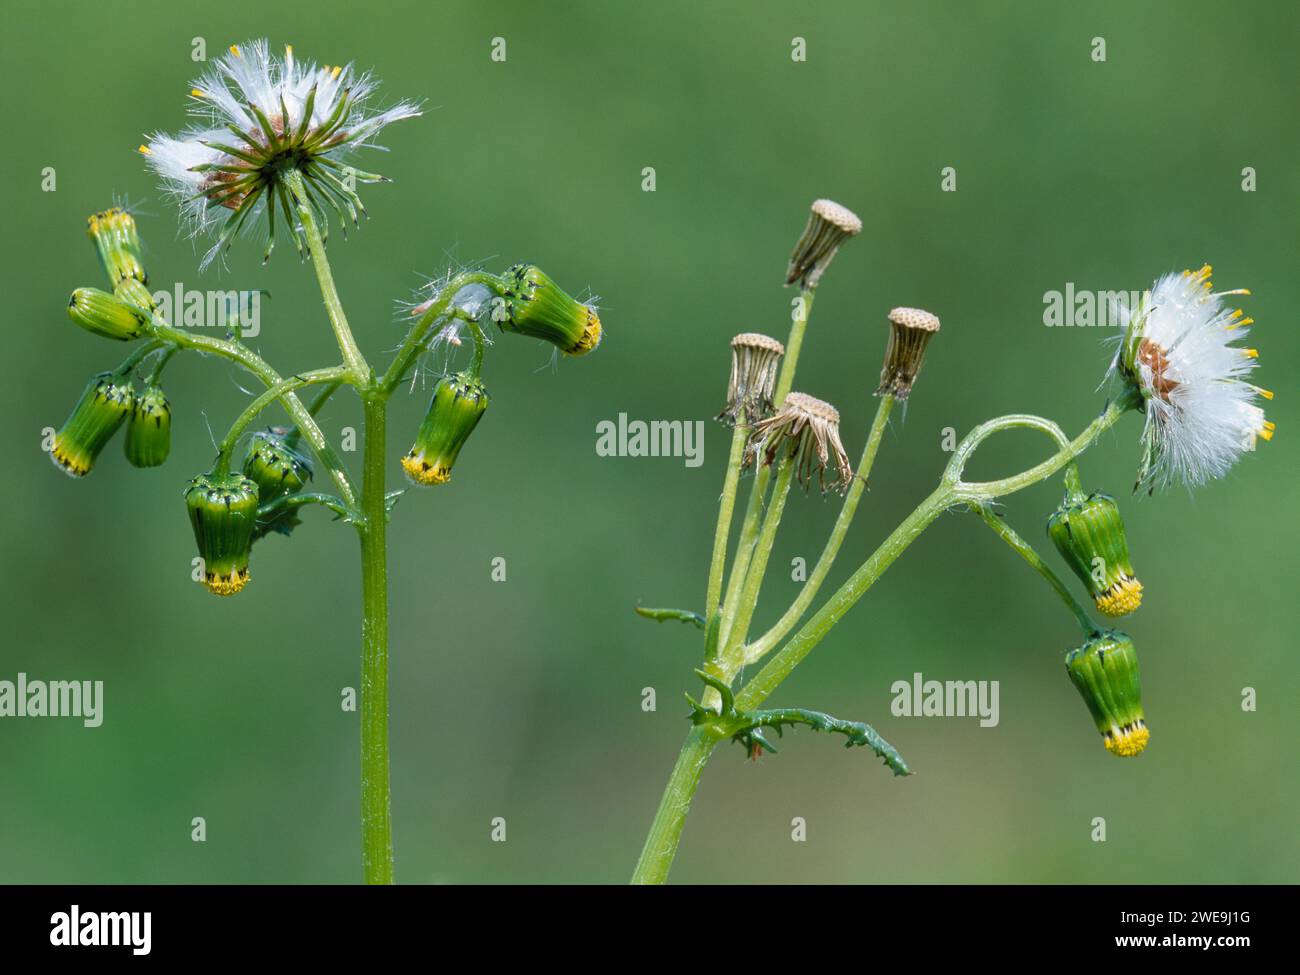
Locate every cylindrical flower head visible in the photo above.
<box><xmin>748</xmin><ymin>391</ymin><xmax>853</xmax><ymax>492</ymax></box>
<box><xmin>185</xmin><ymin>472</ymin><xmax>259</xmax><ymax>596</ymax></box>
<box><xmin>1047</xmin><ymin>491</ymin><xmax>1142</xmax><ymax>616</ymax></box>
<box><xmin>785</xmin><ymin>199</ymin><xmax>862</xmax><ymax>289</ymax></box>
<box><xmin>87</xmin><ymin>207</ymin><xmax>147</xmax><ymax>287</ymax></box>
<box><xmin>719</xmin><ymin>332</ymin><xmax>785</xmax><ymax>425</ymax></box>
<box><xmin>67</xmin><ymin>287</ymin><xmax>149</xmax><ymax>342</ymax></box>
<box><xmin>878</xmin><ymin>307</ymin><xmax>941</xmax><ymax>399</ymax></box>
<box><xmin>498</xmin><ymin>264</ymin><xmax>602</xmax><ymax>355</ymax></box>
<box><xmin>1065</xmin><ymin>632</ymin><xmax>1149</xmax><ymax>757</ymax></box>
<box><xmin>124</xmin><ymin>384</ymin><xmax>171</xmax><ymax>468</ymax></box>
<box><xmin>49</xmin><ymin>373</ymin><xmax>135</xmax><ymax>477</ymax></box>
<box><xmin>243</xmin><ymin>429</ymin><xmax>313</xmax><ymax>500</ymax></box>
<box><xmin>113</xmin><ymin>277</ymin><xmax>159</xmax><ymax>314</ymax></box>
<box><xmin>401</xmin><ymin>372</ymin><xmax>489</xmax><ymax>486</ymax></box>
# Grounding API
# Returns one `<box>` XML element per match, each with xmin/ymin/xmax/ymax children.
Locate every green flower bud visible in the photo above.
<box><xmin>185</xmin><ymin>472</ymin><xmax>259</xmax><ymax>596</ymax></box>
<box><xmin>67</xmin><ymin>287</ymin><xmax>149</xmax><ymax>341</ymax></box>
<box><xmin>1047</xmin><ymin>491</ymin><xmax>1142</xmax><ymax>616</ymax></box>
<box><xmin>497</xmin><ymin>264</ymin><xmax>601</xmax><ymax>356</ymax></box>
<box><xmin>401</xmin><ymin>372</ymin><xmax>488</xmax><ymax>486</ymax></box>
<box><xmin>49</xmin><ymin>373</ymin><xmax>134</xmax><ymax>477</ymax></box>
<box><xmin>243</xmin><ymin>429</ymin><xmax>313</xmax><ymax>500</ymax></box>
<box><xmin>113</xmin><ymin>276</ymin><xmax>159</xmax><ymax>314</ymax></box>
<box><xmin>87</xmin><ymin>207</ymin><xmax>147</xmax><ymax>287</ymax></box>
<box><xmin>1064</xmin><ymin>631</ymin><xmax>1149</xmax><ymax>757</ymax></box>
<box><xmin>124</xmin><ymin>384</ymin><xmax>171</xmax><ymax>468</ymax></box>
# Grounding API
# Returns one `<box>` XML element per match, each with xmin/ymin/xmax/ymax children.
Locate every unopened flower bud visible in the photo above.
<box><xmin>748</xmin><ymin>391</ymin><xmax>853</xmax><ymax>492</ymax></box>
<box><xmin>1064</xmin><ymin>631</ymin><xmax>1149</xmax><ymax>757</ymax></box>
<box><xmin>185</xmin><ymin>472</ymin><xmax>259</xmax><ymax>596</ymax></box>
<box><xmin>719</xmin><ymin>332</ymin><xmax>785</xmax><ymax>425</ymax></box>
<box><xmin>785</xmin><ymin>199</ymin><xmax>862</xmax><ymax>289</ymax></box>
<box><xmin>49</xmin><ymin>372</ymin><xmax>135</xmax><ymax>477</ymax></box>
<box><xmin>877</xmin><ymin>307</ymin><xmax>940</xmax><ymax>399</ymax></box>
<box><xmin>1047</xmin><ymin>491</ymin><xmax>1142</xmax><ymax>616</ymax></box>
<box><xmin>87</xmin><ymin>207</ymin><xmax>147</xmax><ymax>287</ymax></box>
<box><xmin>67</xmin><ymin>287</ymin><xmax>149</xmax><ymax>341</ymax></box>
<box><xmin>124</xmin><ymin>384</ymin><xmax>171</xmax><ymax>468</ymax></box>
<box><xmin>401</xmin><ymin>372</ymin><xmax>489</xmax><ymax>486</ymax></box>
<box><xmin>114</xmin><ymin>277</ymin><xmax>159</xmax><ymax>314</ymax></box>
<box><xmin>243</xmin><ymin>429</ymin><xmax>313</xmax><ymax>500</ymax></box>
<box><xmin>497</xmin><ymin>264</ymin><xmax>602</xmax><ymax>355</ymax></box>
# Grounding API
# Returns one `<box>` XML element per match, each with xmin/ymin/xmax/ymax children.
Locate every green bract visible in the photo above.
<box><xmin>185</xmin><ymin>472</ymin><xmax>259</xmax><ymax>596</ymax></box>
<box><xmin>1047</xmin><ymin>491</ymin><xmax>1142</xmax><ymax>616</ymax></box>
<box><xmin>497</xmin><ymin>264</ymin><xmax>601</xmax><ymax>356</ymax></box>
<box><xmin>1064</xmin><ymin>632</ymin><xmax>1149</xmax><ymax>757</ymax></box>
<box><xmin>401</xmin><ymin>372</ymin><xmax>488</xmax><ymax>486</ymax></box>
<box><xmin>50</xmin><ymin>373</ymin><xmax>134</xmax><ymax>477</ymax></box>
<box><xmin>87</xmin><ymin>207</ymin><xmax>147</xmax><ymax>287</ymax></box>
<box><xmin>67</xmin><ymin>287</ymin><xmax>149</xmax><ymax>341</ymax></box>
<box><xmin>124</xmin><ymin>384</ymin><xmax>171</xmax><ymax>468</ymax></box>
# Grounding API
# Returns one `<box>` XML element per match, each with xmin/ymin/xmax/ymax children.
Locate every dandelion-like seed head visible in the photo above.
<box><xmin>878</xmin><ymin>306</ymin><xmax>941</xmax><ymax>400</ymax></box>
<box><xmin>786</xmin><ymin>198</ymin><xmax>862</xmax><ymax>289</ymax></box>
<box><xmin>747</xmin><ymin>391</ymin><xmax>853</xmax><ymax>492</ymax></box>
<box><xmin>1114</xmin><ymin>265</ymin><xmax>1273</xmax><ymax>491</ymax></box>
<box><xmin>141</xmin><ymin>40</ymin><xmax>421</xmax><ymax>268</ymax></box>
<box><xmin>719</xmin><ymin>332</ymin><xmax>785</xmax><ymax>425</ymax></box>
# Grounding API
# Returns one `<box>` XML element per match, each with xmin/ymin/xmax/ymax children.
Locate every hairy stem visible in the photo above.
<box><xmin>359</xmin><ymin>393</ymin><xmax>393</xmax><ymax>884</ymax></box>
<box><xmin>630</xmin><ymin>726</ymin><xmax>721</xmax><ymax>885</ymax></box>
<box><xmin>285</xmin><ymin>168</ymin><xmax>369</xmax><ymax>382</ymax></box>
<box><xmin>380</xmin><ymin>272</ymin><xmax>504</xmax><ymax>394</ymax></box>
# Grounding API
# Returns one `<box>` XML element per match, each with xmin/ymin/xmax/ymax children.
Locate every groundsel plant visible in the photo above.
<box><xmin>631</xmin><ymin>199</ymin><xmax>1271</xmax><ymax>884</ymax></box>
<box><xmin>50</xmin><ymin>41</ymin><xmax>602</xmax><ymax>884</ymax></box>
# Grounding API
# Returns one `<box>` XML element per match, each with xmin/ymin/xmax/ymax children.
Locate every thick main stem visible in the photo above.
<box><xmin>630</xmin><ymin>727</ymin><xmax>720</xmax><ymax>885</ymax></box>
<box><xmin>359</xmin><ymin>394</ymin><xmax>393</xmax><ymax>884</ymax></box>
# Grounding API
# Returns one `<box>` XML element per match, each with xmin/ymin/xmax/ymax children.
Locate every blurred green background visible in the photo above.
<box><xmin>1</xmin><ymin>0</ymin><xmax>1295</xmax><ymax>884</ymax></box>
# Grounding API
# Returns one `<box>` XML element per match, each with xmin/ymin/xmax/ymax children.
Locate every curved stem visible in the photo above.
<box><xmin>380</xmin><ymin>271</ymin><xmax>505</xmax><ymax>394</ymax></box>
<box><xmin>215</xmin><ymin>366</ymin><xmax>350</xmax><ymax>474</ymax></box>
<box><xmin>256</xmin><ymin>491</ymin><xmax>352</xmax><ymax>522</ymax></box>
<box><xmin>146</xmin><ymin>346</ymin><xmax>179</xmax><ymax>385</ymax></box>
<box><xmin>284</xmin><ymin>168</ymin><xmax>369</xmax><ymax>382</ymax></box>
<box><xmin>145</xmin><ymin>317</ymin><xmax>358</xmax><ymax>510</ymax></box>
<box><xmin>359</xmin><ymin>393</ymin><xmax>393</xmax><ymax>884</ymax></box>
<box><xmin>113</xmin><ymin>339</ymin><xmax>165</xmax><ymax>378</ymax></box>
<box><xmin>464</xmin><ymin>314</ymin><xmax>487</xmax><ymax>377</ymax></box>
<box><xmin>630</xmin><ymin>726</ymin><xmax>721</xmax><ymax>885</ymax></box>
<box><xmin>971</xmin><ymin>503</ymin><xmax>1098</xmax><ymax>636</ymax></box>
<box><xmin>744</xmin><ymin>393</ymin><xmax>895</xmax><ymax>664</ymax></box>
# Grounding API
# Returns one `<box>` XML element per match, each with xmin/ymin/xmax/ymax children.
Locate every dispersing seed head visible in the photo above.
<box><xmin>878</xmin><ymin>306</ymin><xmax>940</xmax><ymax>400</ymax></box>
<box><xmin>124</xmin><ymin>384</ymin><xmax>172</xmax><ymax>469</ymax></box>
<box><xmin>50</xmin><ymin>373</ymin><xmax>135</xmax><ymax>477</ymax></box>
<box><xmin>184</xmin><ymin>472</ymin><xmax>259</xmax><ymax>596</ymax></box>
<box><xmin>141</xmin><ymin>39</ymin><xmax>421</xmax><ymax>268</ymax></box>
<box><xmin>1113</xmin><ymin>265</ymin><xmax>1273</xmax><ymax>490</ymax></box>
<box><xmin>785</xmin><ymin>198</ymin><xmax>862</xmax><ymax>289</ymax></box>
<box><xmin>401</xmin><ymin>372</ymin><xmax>489</xmax><ymax>486</ymax></box>
<box><xmin>719</xmin><ymin>332</ymin><xmax>785</xmax><ymax>425</ymax></box>
<box><xmin>1064</xmin><ymin>632</ymin><xmax>1149</xmax><ymax>757</ymax></box>
<box><xmin>747</xmin><ymin>391</ymin><xmax>853</xmax><ymax>492</ymax></box>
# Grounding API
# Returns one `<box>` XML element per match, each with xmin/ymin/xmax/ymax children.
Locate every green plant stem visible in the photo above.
<box><xmin>113</xmin><ymin>339</ymin><xmax>165</xmax><ymax>377</ymax></box>
<box><xmin>719</xmin><ymin>455</ymin><xmax>794</xmax><ymax>668</ymax></box>
<box><xmin>215</xmin><ymin>366</ymin><xmax>349</xmax><ymax>474</ymax></box>
<box><xmin>146</xmin><ymin>346</ymin><xmax>179</xmax><ymax>385</ymax></box>
<box><xmin>971</xmin><ymin>503</ymin><xmax>1098</xmax><ymax>636</ymax></box>
<box><xmin>285</xmin><ymin>168</ymin><xmax>369</xmax><ymax>382</ymax></box>
<box><xmin>774</xmin><ymin>287</ymin><xmax>814</xmax><ymax>404</ymax></box>
<box><xmin>744</xmin><ymin>393</ymin><xmax>895</xmax><ymax>664</ymax></box>
<box><xmin>359</xmin><ymin>392</ymin><xmax>393</xmax><ymax>884</ymax></box>
<box><xmin>146</xmin><ymin>318</ymin><xmax>358</xmax><ymax>509</ymax></box>
<box><xmin>256</xmin><ymin>491</ymin><xmax>352</xmax><ymax>521</ymax></box>
<box><xmin>633</xmin><ymin>400</ymin><xmax>1132</xmax><ymax>883</ymax></box>
<box><xmin>380</xmin><ymin>272</ymin><xmax>504</xmax><ymax>393</ymax></box>
<box><xmin>630</xmin><ymin>726</ymin><xmax>721</xmax><ymax>885</ymax></box>
<box><xmin>704</xmin><ymin>423</ymin><xmax>748</xmax><ymax>619</ymax></box>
